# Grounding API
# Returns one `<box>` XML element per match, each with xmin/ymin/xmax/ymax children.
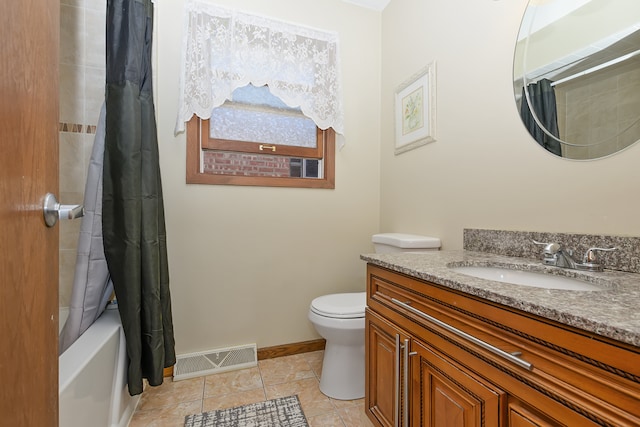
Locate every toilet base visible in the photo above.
<box><xmin>319</xmin><ymin>341</ymin><xmax>365</xmax><ymax>400</ymax></box>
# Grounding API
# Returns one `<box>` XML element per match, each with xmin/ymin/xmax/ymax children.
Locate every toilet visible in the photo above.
<box><xmin>308</xmin><ymin>233</ymin><xmax>441</xmax><ymax>400</ymax></box>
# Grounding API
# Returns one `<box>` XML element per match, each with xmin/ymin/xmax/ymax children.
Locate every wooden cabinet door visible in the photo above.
<box><xmin>410</xmin><ymin>339</ymin><xmax>505</xmax><ymax>427</ymax></box>
<box><xmin>366</xmin><ymin>309</ymin><xmax>409</xmax><ymax>427</ymax></box>
<box><xmin>507</xmin><ymin>400</ymin><xmax>558</xmax><ymax>427</ymax></box>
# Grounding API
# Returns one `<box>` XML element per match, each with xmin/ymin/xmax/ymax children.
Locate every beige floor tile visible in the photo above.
<box><xmin>137</xmin><ymin>377</ymin><xmax>204</xmax><ymax>411</ymax></box>
<box><xmin>131</xmin><ymin>352</ymin><xmax>367</xmax><ymax>425</ymax></box>
<box><xmin>330</xmin><ymin>396</ymin><xmax>364</xmax><ymax>410</ymax></box>
<box><xmin>202</xmin><ymin>387</ymin><xmax>267</xmax><ymax>412</ymax></box>
<box><xmin>128</xmin><ymin>400</ymin><xmax>202</xmax><ymax>427</ymax></box>
<box><xmin>204</xmin><ymin>366</ymin><xmax>263</xmax><ymax>397</ymax></box>
<box><xmin>307</xmin><ymin>410</ymin><xmax>346</xmax><ymax>427</ymax></box>
<box><xmin>337</xmin><ymin>402</ymin><xmax>376</xmax><ymax>427</ymax></box>
<box><xmin>265</xmin><ymin>377</ymin><xmax>334</xmax><ymax>418</ymax></box>
<box><xmin>301</xmin><ymin>350</ymin><xmax>324</xmax><ymax>378</ymax></box>
<box><xmin>258</xmin><ymin>353</ymin><xmax>316</xmax><ymax>386</ymax></box>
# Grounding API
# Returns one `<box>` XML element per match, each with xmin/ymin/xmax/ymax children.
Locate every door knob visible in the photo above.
<box><xmin>43</xmin><ymin>193</ymin><xmax>84</xmax><ymax>227</ymax></box>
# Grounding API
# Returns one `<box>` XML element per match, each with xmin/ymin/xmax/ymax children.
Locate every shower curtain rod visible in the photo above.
<box><xmin>550</xmin><ymin>49</ymin><xmax>640</xmax><ymax>87</ymax></box>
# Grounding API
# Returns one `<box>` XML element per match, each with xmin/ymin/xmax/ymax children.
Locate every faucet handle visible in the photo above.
<box><xmin>582</xmin><ymin>247</ymin><xmax>617</xmax><ymax>263</ymax></box>
<box><xmin>532</xmin><ymin>240</ymin><xmax>561</xmax><ymax>255</ymax></box>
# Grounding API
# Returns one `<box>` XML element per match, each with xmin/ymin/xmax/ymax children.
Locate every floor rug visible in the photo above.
<box><xmin>184</xmin><ymin>395</ymin><xmax>309</xmax><ymax>427</ymax></box>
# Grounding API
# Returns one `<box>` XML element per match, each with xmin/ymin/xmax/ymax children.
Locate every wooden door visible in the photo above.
<box><xmin>411</xmin><ymin>339</ymin><xmax>505</xmax><ymax>427</ymax></box>
<box><xmin>0</xmin><ymin>1</ymin><xmax>60</xmax><ymax>426</ymax></box>
<box><xmin>366</xmin><ymin>309</ymin><xmax>409</xmax><ymax>427</ymax></box>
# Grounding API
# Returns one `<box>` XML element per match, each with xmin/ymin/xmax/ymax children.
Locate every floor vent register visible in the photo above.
<box><xmin>173</xmin><ymin>343</ymin><xmax>257</xmax><ymax>381</ymax></box>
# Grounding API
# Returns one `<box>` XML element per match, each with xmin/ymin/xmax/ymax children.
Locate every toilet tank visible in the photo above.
<box><xmin>372</xmin><ymin>233</ymin><xmax>441</xmax><ymax>254</ymax></box>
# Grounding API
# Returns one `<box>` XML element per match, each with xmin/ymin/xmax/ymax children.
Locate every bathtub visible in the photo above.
<box><xmin>59</xmin><ymin>306</ymin><xmax>140</xmax><ymax>427</ymax></box>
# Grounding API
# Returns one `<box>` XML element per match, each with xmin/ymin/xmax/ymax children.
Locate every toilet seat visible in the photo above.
<box><xmin>310</xmin><ymin>292</ymin><xmax>366</xmax><ymax>319</ymax></box>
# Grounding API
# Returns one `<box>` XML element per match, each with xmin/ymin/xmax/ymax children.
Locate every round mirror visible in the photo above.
<box><xmin>514</xmin><ymin>0</ymin><xmax>640</xmax><ymax>160</ymax></box>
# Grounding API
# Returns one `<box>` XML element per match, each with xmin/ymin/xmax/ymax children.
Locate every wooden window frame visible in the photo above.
<box><xmin>201</xmin><ymin>117</ymin><xmax>324</xmax><ymax>159</ymax></box>
<box><xmin>186</xmin><ymin>116</ymin><xmax>335</xmax><ymax>188</ymax></box>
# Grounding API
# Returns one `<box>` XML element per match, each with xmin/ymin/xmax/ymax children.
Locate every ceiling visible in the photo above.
<box><xmin>341</xmin><ymin>0</ymin><xmax>391</xmax><ymax>11</ymax></box>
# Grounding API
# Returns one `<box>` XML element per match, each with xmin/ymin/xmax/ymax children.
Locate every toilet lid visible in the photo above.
<box><xmin>310</xmin><ymin>292</ymin><xmax>366</xmax><ymax>319</ymax></box>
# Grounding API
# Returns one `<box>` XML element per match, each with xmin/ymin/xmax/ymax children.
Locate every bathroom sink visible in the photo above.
<box><xmin>449</xmin><ymin>266</ymin><xmax>605</xmax><ymax>291</ymax></box>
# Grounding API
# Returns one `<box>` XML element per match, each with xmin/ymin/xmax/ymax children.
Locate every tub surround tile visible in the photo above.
<box><xmin>360</xmin><ymin>248</ymin><xmax>640</xmax><ymax>347</ymax></box>
<box><xmin>83</xmin><ymin>8</ymin><xmax>106</xmax><ymax>68</ymax></box>
<box><xmin>60</xmin><ymin>0</ymin><xmax>85</xmax><ymax>8</ymax></box>
<box><xmin>60</xmin><ymin>4</ymin><xmax>84</xmax><ymax>66</ymax></box>
<box><xmin>84</xmin><ymin>0</ymin><xmax>107</xmax><ymax>10</ymax></box>
<box><xmin>59</xmin><ymin>249</ymin><xmax>77</xmax><ymax>307</ymax></box>
<box><xmin>83</xmin><ymin>133</ymin><xmax>96</xmax><ymax>178</ymax></box>
<box><xmin>59</xmin><ymin>192</ymin><xmax>83</xmax><ymax>250</ymax></box>
<box><xmin>59</xmin><ymin>220</ymin><xmax>82</xmax><ymax>257</ymax></box>
<box><xmin>59</xmin><ymin>133</ymin><xmax>86</xmax><ymax>194</ymax></box>
<box><xmin>59</xmin><ymin>63</ymin><xmax>85</xmax><ymax>124</ymax></box>
<box><xmin>84</xmin><ymin>65</ymin><xmax>106</xmax><ymax>123</ymax></box>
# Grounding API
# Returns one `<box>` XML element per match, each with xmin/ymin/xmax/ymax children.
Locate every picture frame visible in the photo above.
<box><xmin>394</xmin><ymin>62</ymin><xmax>436</xmax><ymax>155</ymax></box>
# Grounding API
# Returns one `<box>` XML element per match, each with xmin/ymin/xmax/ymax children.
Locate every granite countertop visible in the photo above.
<box><xmin>361</xmin><ymin>250</ymin><xmax>640</xmax><ymax>348</ymax></box>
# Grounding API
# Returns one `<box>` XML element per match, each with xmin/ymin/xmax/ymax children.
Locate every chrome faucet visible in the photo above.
<box><xmin>532</xmin><ymin>240</ymin><xmax>616</xmax><ymax>272</ymax></box>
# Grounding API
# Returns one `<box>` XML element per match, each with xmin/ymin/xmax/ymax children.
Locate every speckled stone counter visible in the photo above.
<box><xmin>360</xmin><ymin>250</ymin><xmax>640</xmax><ymax>348</ymax></box>
<box><xmin>463</xmin><ymin>228</ymin><xmax>640</xmax><ymax>274</ymax></box>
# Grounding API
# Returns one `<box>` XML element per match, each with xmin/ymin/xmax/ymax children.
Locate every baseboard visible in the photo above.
<box><xmin>163</xmin><ymin>366</ymin><xmax>174</xmax><ymax>378</ymax></box>
<box><xmin>257</xmin><ymin>339</ymin><xmax>326</xmax><ymax>360</ymax></box>
<box><xmin>165</xmin><ymin>339</ymin><xmax>325</xmax><ymax>378</ymax></box>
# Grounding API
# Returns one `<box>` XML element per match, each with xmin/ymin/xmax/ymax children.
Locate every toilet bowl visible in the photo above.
<box><xmin>307</xmin><ymin>233</ymin><xmax>441</xmax><ymax>400</ymax></box>
<box><xmin>308</xmin><ymin>292</ymin><xmax>366</xmax><ymax>400</ymax></box>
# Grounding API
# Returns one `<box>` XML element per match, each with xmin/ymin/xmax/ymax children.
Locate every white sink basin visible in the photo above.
<box><xmin>449</xmin><ymin>266</ymin><xmax>605</xmax><ymax>291</ymax></box>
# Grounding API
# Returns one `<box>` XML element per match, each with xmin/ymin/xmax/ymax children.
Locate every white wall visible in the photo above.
<box><xmin>380</xmin><ymin>0</ymin><xmax>640</xmax><ymax>249</ymax></box>
<box><xmin>156</xmin><ymin>0</ymin><xmax>381</xmax><ymax>354</ymax></box>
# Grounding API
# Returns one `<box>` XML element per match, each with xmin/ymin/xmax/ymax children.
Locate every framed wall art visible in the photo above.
<box><xmin>394</xmin><ymin>62</ymin><xmax>436</xmax><ymax>155</ymax></box>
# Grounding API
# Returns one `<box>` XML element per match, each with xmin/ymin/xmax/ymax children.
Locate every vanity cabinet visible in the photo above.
<box><xmin>409</xmin><ymin>337</ymin><xmax>505</xmax><ymax>426</ymax></box>
<box><xmin>366</xmin><ymin>310</ymin><xmax>504</xmax><ymax>427</ymax></box>
<box><xmin>366</xmin><ymin>310</ymin><xmax>407</xmax><ymax>427</ymax></box>
<box><xmin>365</xmin><ymin>264</ymin><xmax>640</xmax><ymax>427</ymax></box>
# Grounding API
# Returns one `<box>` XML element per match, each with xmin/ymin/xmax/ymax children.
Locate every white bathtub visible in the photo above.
<box><xmin>59</xmin><ymin>307</ymin><xmax>140</xmax><ymax>427</ymax></box>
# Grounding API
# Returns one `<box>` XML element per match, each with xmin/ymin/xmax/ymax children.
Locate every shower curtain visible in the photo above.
<box><xmin>59</xmin><ymin>104</ymin><xmax>114</xmax><ymax>355</ymax></box>
<box><xmin>520</xmin><ymin>78</ymin><xmax>562</xmax><ymax>157</ymax></box>
<box><xmin>103</xmin><ymin>0</ymin><xmax>175</xmax><ymax>396</ymax></box>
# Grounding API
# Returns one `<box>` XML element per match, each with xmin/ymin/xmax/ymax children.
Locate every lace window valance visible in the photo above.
<box><xmin>175</xmin><ymin>0</ymin><xmax>344</xmax><ymax>137</ymax></box>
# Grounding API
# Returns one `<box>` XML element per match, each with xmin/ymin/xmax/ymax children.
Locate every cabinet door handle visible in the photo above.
<box><xmin>391</xmin><ymin>298</ymin><xmax>533</xmax><ymax>371</ymax></box>
<box><xmin>394</xmin><ymin>334</ymin><xmax>402</xmax><ymax>427</ymax></box>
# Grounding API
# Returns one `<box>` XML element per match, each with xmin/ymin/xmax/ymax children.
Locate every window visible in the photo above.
<box><xmin>177</xmin><ymin>3</ymin><xmax>344</xmax><ymax>187</ymax></box>
<box><xmin>187</xmin><ymin>84</ymin><xmax>335</xmax><ymax>188</ymax></box>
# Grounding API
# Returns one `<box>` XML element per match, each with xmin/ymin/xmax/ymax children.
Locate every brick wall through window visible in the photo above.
<box><xmin>202</xmin><ymin>151</ymin><xmax>291</xmax><ymax>177</ymax></box>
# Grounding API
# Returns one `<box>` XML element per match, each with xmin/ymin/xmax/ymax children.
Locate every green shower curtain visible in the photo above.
<box><xmin>103</xmin><ymin>0</ymin><xmax>176</xmax><ymax>396</ymax></box>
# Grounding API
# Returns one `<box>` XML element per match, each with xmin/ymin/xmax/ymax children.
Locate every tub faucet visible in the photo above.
<box><xmin>532</xmin><ymin>240</ymin><xmax>616</xmax><ymax>272</ymax></box>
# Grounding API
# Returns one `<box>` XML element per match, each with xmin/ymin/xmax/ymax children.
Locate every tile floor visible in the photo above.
<box><xmin>128</xmin><ymin>350</ymin><xmax>375</xmax><ymax>427</ymax></box>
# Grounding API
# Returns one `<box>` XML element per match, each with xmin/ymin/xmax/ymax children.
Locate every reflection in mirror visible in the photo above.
<box><xmin>514</xmin><ymin>0</ymin><xmax>640</xmax><ymax>160</ymax></box>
